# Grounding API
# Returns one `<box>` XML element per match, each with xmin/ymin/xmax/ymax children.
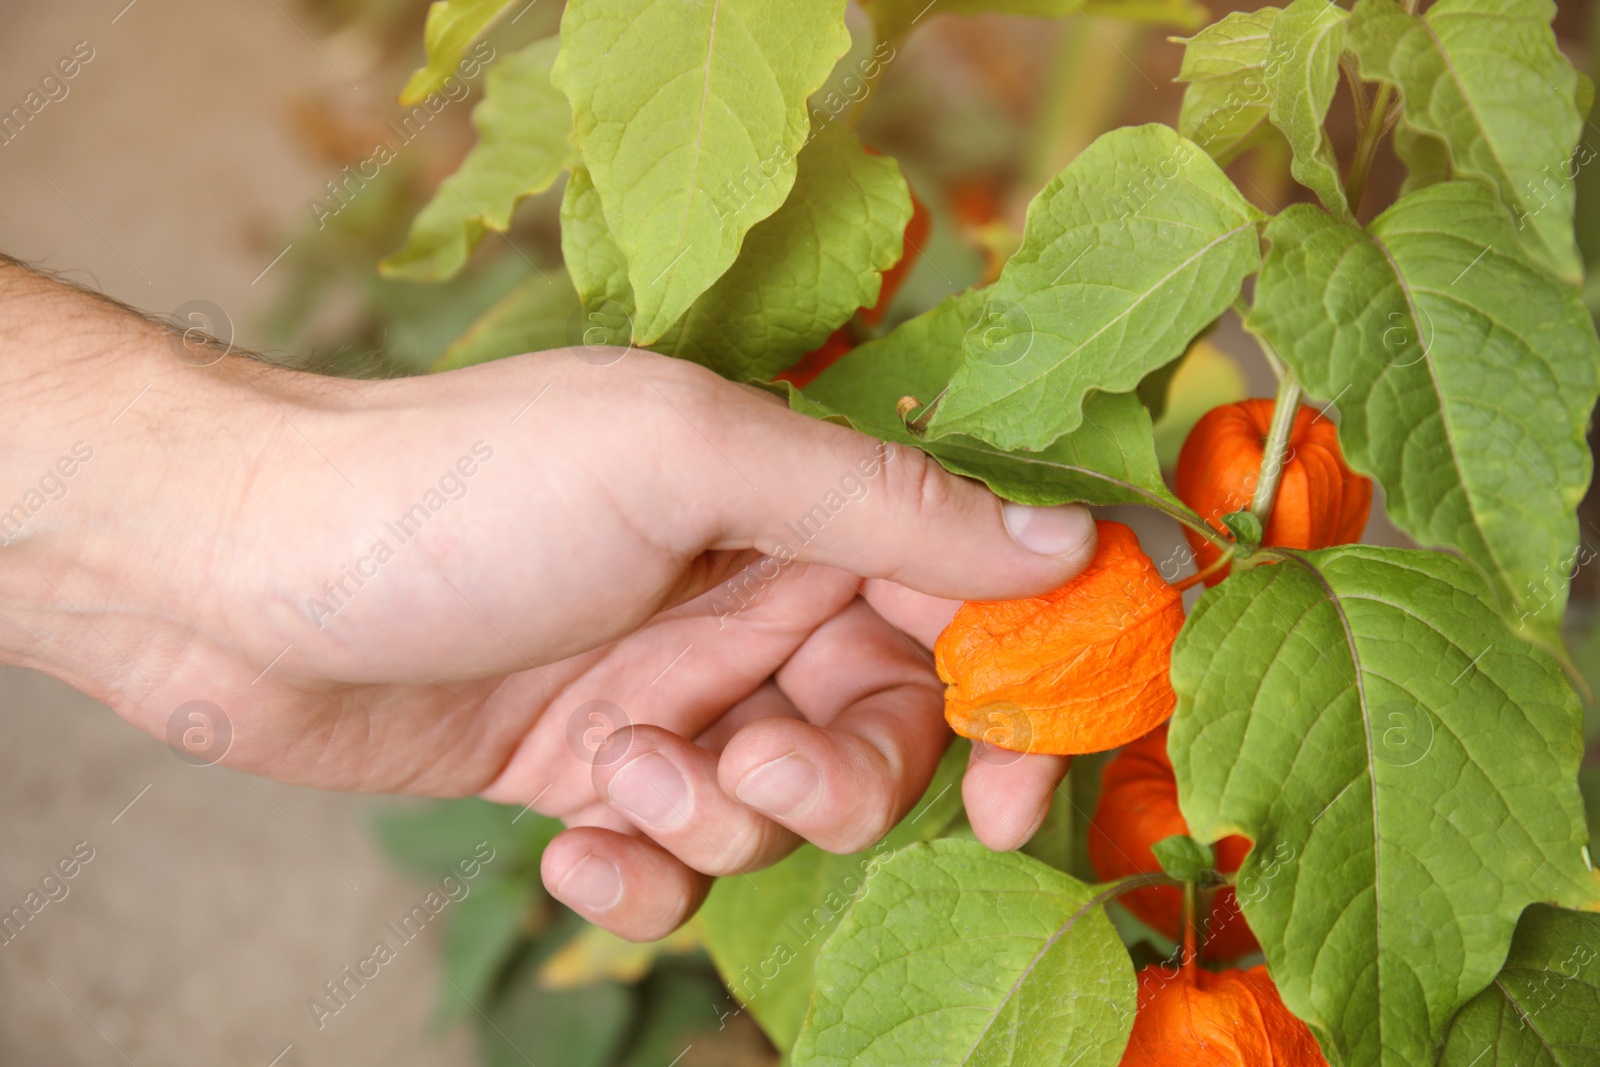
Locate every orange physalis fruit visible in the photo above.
<box><xmin>1174</xmin><ymin>399</ymin><xmax>1371</xmax><ymax>585</ymax></box>
<box><xmin>1120</xmin><ymin>965</ymin><xmax>1329</xmax><ymax>1066</ymax></box>
<box><xmin>934</xmin><ymin>521</ymin><xmax>1185</xmax><ymax>755</ymax></box>
<box><xmin>775</xmin><ymin>329</ymin><xmax>854</xmax><ymax>389</ymax></box>
<box><xmin>1089</xmin><ymin>725</ymin><xmax>1258</xmax><ymax>959</ymax></box>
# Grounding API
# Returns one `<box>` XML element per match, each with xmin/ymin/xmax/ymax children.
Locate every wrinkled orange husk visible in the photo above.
<box><xmin>935</xmin><ymin>521</ymin><xmax>1185</xmax><ymax>755</ymax></box>
<box><xmin>1089</xmin><ymin>726</ymin><xmax>1259</xmax><ymax>959</ymax></box>
<box><xmin>1175</xmin><ymin>399</ymin><xmax>1372</xmax><ymax>586</ymax></box>
<box><xmin>1120</xmin><ymin>966</ymin><xmax>1329</xmax><ymax>1067</ymax></box>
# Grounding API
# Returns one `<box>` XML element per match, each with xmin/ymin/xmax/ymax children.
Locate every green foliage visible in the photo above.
<box><xmin>1149</xmin><ymin>835</ymin><xmax>1213</xmax><ymax>882</ymax></box>
<box><xmin>793</xmin><ymin>290</ymin><xmax>1182</xmax><ymax>510</ymax></box>
<box><xmin>862</xmin><ymin>0</ymin><xmax>1205</xmax><ymax>46</ymax></box>
<box><xmin>378</xmin><ymin>0</ymin><xmax>1600</xmax><ymax>1062</ymax></box>
<box><xmin>1347</xmin><ymin>0</ymin><xmax>1584</xmax><ymax>282</ymax></box>
<box><xmin>401</xmin><ymin>0</ymin><xmax>513</xmax><ymax>104</ymax></box>
<box><xmin>440</xmin><ymin>877</ymin><xmax>534</xmax><ymax>1024</ymax></box>
<box><xmin>697</xmin><ymin>741</ymin><xmax>967</xmax><ymax>1054</ymax></box>
<box><xmin>1174</xmin><ymin>9</ymin><xmax>1281</xmax><ymax>165</ymax></box>
<box><xmin>925</xmin><ymin>124</ymin><xmax>1263</xmax><ymax>450</ymax></box>
<box><xmin>1170</xmin><ymin>545</ymin><xmax>1600</xmax><ymax>1066</ymax></box>
<box><xmin>382</xmin><ymin>37</ymin><xmax>572</xmax><ymax>282</ymax></box>
<box><xmin>434</xmin><ymin>270</ymin><xmax>583</xmax><ymax>371</ymax></box>
<box><xmin>476</xmin><ymin>913</ymin><xmax>634</xmax><ymax>1067</ymax></box>
<box><xmin>1438</xmin><ymin>904</ymin><xmax>1600</xmax><ymax>1065</ymax></box>
<box><xmin>793</xmin><ymin>840</ymin><xmax>1136</xmax><ymax>1066</ymax></box>
<box><xmin>1267</xmin><ymin>0</ymin><xmax>1350</xmax><ymax>219</ymax></box>
<box><xmin>565</xmin><ymin>123</ymin><xmax>913</xmax><ymax>379</ymax></box>
<box><xmin>1250</xmin><ymin>182</ymin><xmax>1600</xmax><ymax>641</ymax></box>
<box><xmin>372</xmin><ymin>797</ymin><xmax>558</xmax><ymax>879</ymax></box>
<box><xmin>552</xmin><ymin>0</ymin><xmax>851</xmax><ymax>342</ymax></box>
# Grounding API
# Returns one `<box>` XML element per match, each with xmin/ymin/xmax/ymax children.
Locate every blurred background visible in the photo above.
<box><xmin>2</xmin><ymin>1</ymin><xmax>1599</xmax><ymax>1064</ymax></box>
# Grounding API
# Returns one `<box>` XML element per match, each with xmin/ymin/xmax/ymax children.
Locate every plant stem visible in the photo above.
<box><xmin>1174</xmin><ymin>549</ymin><xmax>1236</xmax><ymax>592</ymax></box>
<box><xmin>1157</xmin><ymin>499</ymin><xmax>1236</xmax><ymax>555</ymax></box>
<box><xmin>1181</xmin><ymin>880</ymin><xmax>1202</xmax><ymax>979</ymax></box>
<box><xmin>1344</xmin><ymin>82</ymin><xmax>1393</xmax><ymax>212</ymax></box>
<box><xmin>1250</xmin><ymin>369</ymin><xmax>1302</xmax><ymax>526</ymax></box>
<box><xmin>1097</xmin><ymin>871</ymin><xmax>1186</xmax><ymax>904</ymax></box>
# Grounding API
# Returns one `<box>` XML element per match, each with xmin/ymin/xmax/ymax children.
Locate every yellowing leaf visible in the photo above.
<box><xmin>537</xmin><ymin>922</ymin><xmax>699</xmax><ymax>990</ymax></box>
<box><xmin>401</xmin><ymin>0</ymin><xmax>513</xmax><ymax>105</ymax></box>
<box><xmin>383</xmin><ymin>37</ymin><xmax>572</xmax><ymax>282</ymax></box>
<box><xmin>862</xmin><ymin>0</ymin><xmax>1205</xmax><ymax>46</ymax></box>
<box><xmin>433</xmin><ymin>270</ymin><xmax>582</xmax><ymax>372</ymax></box>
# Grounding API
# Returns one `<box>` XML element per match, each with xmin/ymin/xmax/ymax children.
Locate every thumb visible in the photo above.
<box><xmin>696</xmin><ymin>389</ymin><xmax>1098</xmax><ymax>601</ymax></box>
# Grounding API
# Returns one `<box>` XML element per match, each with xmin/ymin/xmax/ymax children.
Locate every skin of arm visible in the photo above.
<box><xmin>0</xmin><ymin>260</ymin><xmax>1096</xmax><ymax>939</ymax></box>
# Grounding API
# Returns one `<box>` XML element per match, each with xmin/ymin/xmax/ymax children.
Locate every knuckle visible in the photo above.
<box><xmin>878</xmin><ymin>445</ymin><xmax>955</xmax><ymax>526</ymax></box>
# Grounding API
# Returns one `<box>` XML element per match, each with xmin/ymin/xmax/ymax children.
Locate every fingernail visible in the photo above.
<box><xmin>735</xmin><ymin>754</ymin><xmax>822</xmax><ymax>819</ymax></box>
<box><xmin>555</xmin><ymin>853</ymin><xmax>622</xmax><ymax>912</ymax></box>
<box><xmin>607</xmin><ymin>752</ymin><xmax>690</xmax><ymax>829</ymax></box>
<box><xmin>1002</xmin><ymin>503</ymin><xmax>1096</xmax><ymax>558</ymax></box>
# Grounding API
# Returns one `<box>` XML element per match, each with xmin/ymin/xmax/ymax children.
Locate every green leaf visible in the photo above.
<box><xmin>1150</xmin><ymin>834</ymin><xmax>1214</xmax><ymax>882</ymax></box>
<box><xmin>400</xmin><ymin>0</ymin><xmax>510</xmax><ymax>105</ymax></box>
<box><xmin>1170</xmin><ymin>545</ymin><xmax>1600</xmax><ymax>1067</ymax></box>
<box><xmin>438</xmin><ymin>877</ymin><xmax>531</xmax><ymax>1023</ymax></box>
<box><xmin>861</xmin><ymin>0</ymin><xmax>1205</xmax><ymax>45</ymax></box>
<box><xmin>1220</xmin><ymin>509</ymin><xmax>1262</xmax><ymax>546</ymax></box>
<box><xmin>562</xmin><ymin>125</ymin><xmax>912</xmax><ymax>380</ymax></box>
<box><xmin>1439</xmin><ymin>904</ymin><xmax>1600</xmax><ymax>1065</ymax></box>
<box><xmin>382</xmin><ymin>37</ymin><xmax>572</xmax><ymax>282</ymax></box>
<box><xmin>559</xmin><ymin>166</ymin><xmax>634</xmax><ymax>340</ymax></box>
<box><xmin>797</xmin><ymin>290</ymin><xmax>1183</xmax><ymax>510</ymax></box>
<box><xmin>614</xmin><ymin>962</ymin><xmax>776</xmax><ymax>1067</ymax></box>
<box><xmin>1266</xmin><ymin>0</ymin><xmax>1351</xmax><ymax>219</ymax></box>
<box><xmin>655</xmin><ymin>123</ymin><xmax>911</xmax><ymax>380</ymax></box>
<box><xmin>792</xmin><ymin>840</ymin><xmax>1136</xmax><ymax>1066</ymax></box>
<box><xmin>433</xmin><ymin>269</ymin><xmax>583</xmax><ymax>371</ymax></box>
<box><xmin>1249</xmin><ymin>182</ymin><xmax>1600</xmax><ymax>641</ymax></box>
<box><xmin>698</xmin><ymin>741</ymin><xmax>967</xmax><ymax>1054</ymax></box>
<box><xmin>372</xmin><ymin>797</ymin><xmax>558</xmax><ymax>881</ymax></box>
<box><xmin>1347</xmin><ymin>0</ymin><xmax>1584</xmax><ymax>283</ymax></box>
<box><xmin>1173</xmin><ymin>9</ymin><xmax>1280</xmax><ymax>166</ymax></box>
<box><xmin>925</xmin><ymin>124</ymin><xmax>1263</xmax><ymax>451</ymax></box>
<box><xmin>476</xmin><ymin>913</ymin><xmax>634</xmax><ymax>1067</ymax></box>
<box><xmin>551</xmin><ymin>0</ymin><xmax>851</xmax><ymax>342</ymax></box>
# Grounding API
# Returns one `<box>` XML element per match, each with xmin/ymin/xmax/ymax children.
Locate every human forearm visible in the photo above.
<box><xmin>0</xmin><ymin>262</ymin><xmax>291</xmax><ymax>700</ymax></box>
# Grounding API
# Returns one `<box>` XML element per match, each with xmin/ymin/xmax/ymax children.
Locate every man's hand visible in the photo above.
<box><xmin>0</xmin><ymin>265</ymin><xmax>1097</xmax><ymax>940</ymax></box>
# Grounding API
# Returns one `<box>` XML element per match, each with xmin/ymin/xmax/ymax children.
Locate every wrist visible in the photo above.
<box><xmin>0</xmin><ymin>263</ymin><xmax>310</xmax><ymax>703</ymax></box>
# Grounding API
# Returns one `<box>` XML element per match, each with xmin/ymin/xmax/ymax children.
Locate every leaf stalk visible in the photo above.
<box><xmin>1344</xmin><ymin>82</ymin><xmax>1394</xmax><ymax>212</ymax></box>
<box><xmin>1250</xmin><ymin>368</ymin><xmax>1303</xmax><ymax>528</ymax></box>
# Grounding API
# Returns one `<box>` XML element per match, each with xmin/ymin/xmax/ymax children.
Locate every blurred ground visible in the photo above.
<box><xmin>0</xmin><ymin>2</ymin><xmax>473</xmax><ymax>1064</ymax></box>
